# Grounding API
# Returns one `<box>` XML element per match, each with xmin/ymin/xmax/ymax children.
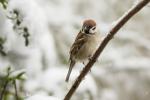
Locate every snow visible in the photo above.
<box><xmin>0</xmin><ymin>0</ymin><xmax>150</xmax><ymax>100</ymax></box>
<box><xmin>24</xmin><ymin>67</ymin><xmax>97</xmax><ymax>99</ymax></box>
<box><xmin>25</xmin><ymin>94</ymin><xmax>60</xmax><ymax>100</ymax></box>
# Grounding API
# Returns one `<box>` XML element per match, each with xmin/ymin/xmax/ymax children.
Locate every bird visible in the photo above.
<box><xmin>65</xmin><ymin>19</ymin><xmax>100</xmax><ymax>82</ymax></box>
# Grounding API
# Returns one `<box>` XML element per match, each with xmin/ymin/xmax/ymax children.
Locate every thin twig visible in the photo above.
<box><xmin>0</xmin><ymin>80</ymin><xmax>9</xmax><ymax>100</ymax></box>
<box><xmin>13</xmin><ymin>80</ymin><xmax>19</xmax><ymax>100</ymax></box>
<box><xmin>64</xmin><ymin>0</ymin><xmax>150</xmax><ymax>100</ymax></box>
<box><xmin>0</xmin><ymin>71</ymin><xmax>10</xmax><ymax>100</ymax></box>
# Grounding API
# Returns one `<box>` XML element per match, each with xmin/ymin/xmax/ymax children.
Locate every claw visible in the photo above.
<box><xmin>88</xmin><ymin>56</ymin><xmax>92</xmax><ymax>61</ymax></box>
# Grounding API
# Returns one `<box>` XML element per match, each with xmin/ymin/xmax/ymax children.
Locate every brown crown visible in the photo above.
<box><xmin>83</xmin><ymin>19</ymin><xmax>96</xmax><ymax>27</ymax></box>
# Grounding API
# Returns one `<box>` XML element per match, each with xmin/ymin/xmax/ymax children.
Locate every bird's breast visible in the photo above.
<box><xmin>75</xmin><ymin>34</ymin><xmax>99</xmax><ymax>61</ymax></box>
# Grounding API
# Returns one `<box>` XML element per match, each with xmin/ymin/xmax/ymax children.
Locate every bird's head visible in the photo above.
<box><xmin>81</xmin><ymin>19</ymin><xmax>97</xmax><ymax>34</ymax></box>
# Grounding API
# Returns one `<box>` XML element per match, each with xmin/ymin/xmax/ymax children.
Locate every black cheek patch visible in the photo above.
<box><xmin>92</xmin><ymin>27</ymin><xmax>96</xmax><ymax>30</ymax></box>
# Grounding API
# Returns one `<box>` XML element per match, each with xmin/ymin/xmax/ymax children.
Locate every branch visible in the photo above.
<box><xmin>0</xmin><ymin>80</ymin><xmax>9</xmax><ymax>100</ymax></box>
<box><xmin>13</xmin><ymin>80</ymin><xmax>19</xmax><ymax>100</ymax></box>
<box><xmin>64</xmin><ymin>0</ymin><xmax>150</xmax><ymax>100</ymax></box>
<box><xmin>0</xmin><ymin>68</ymin><xmax>10</xmax><ymax>100</ymax></box>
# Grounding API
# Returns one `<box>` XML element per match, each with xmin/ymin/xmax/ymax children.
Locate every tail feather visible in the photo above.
<box><xmin>65</xmin><ymin>60</ymin><xmax>75</xmax><ymax>82</ymax></box>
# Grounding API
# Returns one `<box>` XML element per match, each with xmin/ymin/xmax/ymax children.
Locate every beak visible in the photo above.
<box><xmin>84</xmin><ymin>26</ymin><xmax>89</xmax><ymax>33</ymax></box>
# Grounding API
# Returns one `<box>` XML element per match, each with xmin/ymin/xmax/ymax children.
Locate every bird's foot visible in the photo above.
<box><xmin>88</xmin><ymin>56</ymin><xmax>92</xmax><ymax>61</ymax></box>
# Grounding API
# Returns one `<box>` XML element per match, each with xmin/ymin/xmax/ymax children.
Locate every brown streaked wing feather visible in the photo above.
<box><xmin>69</xmin><ymin>31</ymin><xmax>87</xmax><ymax>60</ymax></box>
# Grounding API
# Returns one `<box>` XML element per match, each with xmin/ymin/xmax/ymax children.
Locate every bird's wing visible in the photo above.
<box><xmin>69</xmin><ymin>31</ymin><xmax>87</xmax><ymax>60</ymax></box>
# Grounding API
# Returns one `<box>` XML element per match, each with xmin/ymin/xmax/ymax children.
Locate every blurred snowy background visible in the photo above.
<box><xmin>0</xmin><ymin>0</ymin><xmax>150</xmax><ymax>100</ymax></box>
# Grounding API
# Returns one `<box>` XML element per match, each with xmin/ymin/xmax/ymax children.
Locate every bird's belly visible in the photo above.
<box><xmin>75</xmin><ymin>40</ymin><xmax>98</xmax><ymax>61</ymax></box>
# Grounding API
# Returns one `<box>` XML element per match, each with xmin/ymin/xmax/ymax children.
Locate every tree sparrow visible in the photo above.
<box><xmin>65</xmin><ymin>19</ymin><xmax>100</xmax><ymax>82</ymax></box>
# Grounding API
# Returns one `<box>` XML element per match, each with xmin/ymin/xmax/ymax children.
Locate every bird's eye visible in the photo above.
<box><xmin>86</xmin><ymin>25</ymin><xmax>91</xmax><ymax>29</ymax></box>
